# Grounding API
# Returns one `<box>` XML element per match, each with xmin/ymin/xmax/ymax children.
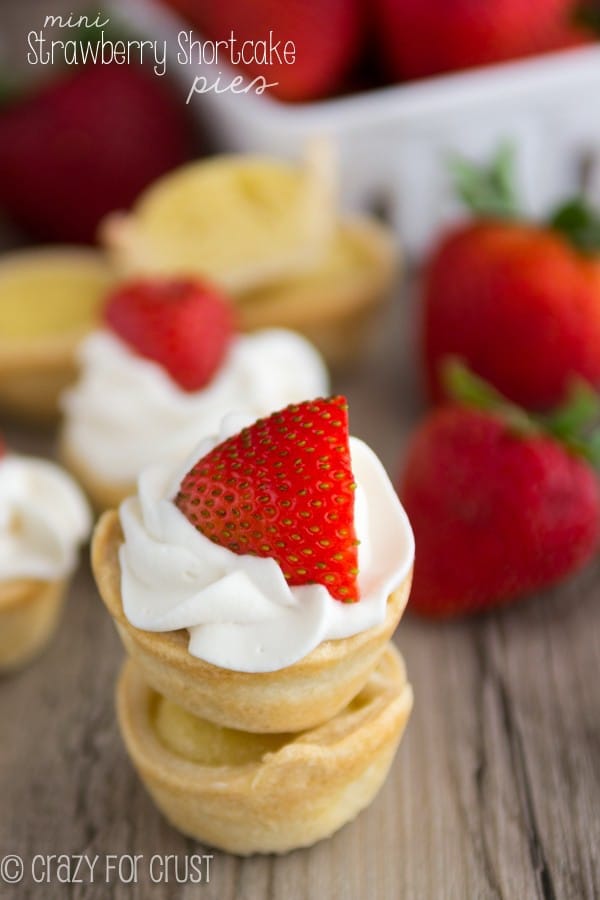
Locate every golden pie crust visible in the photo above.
<box><xmin>92</xmin><ymin>509</ymin><xmax>412</xmax><ymax>733</ymax></box>
<box><xmin>0</xmin><ymin>335</ymin><xmax>82</xmax><ymax>424</ymax></box>
<box><xmin>0</xmin><ymin>248</ymin><xmax>112</xmax><ymax>423</ymax></box>
<box><xmin>235</xmin><ymin>217</ymin><xmax>398</xmax><ymax>367</ymax></box>
<box><xmin>0</xmin><ymin>577</ymin><xmax>66</xmax><ymax>671</ymax></box>
<box><xmin>117</xmin><ymin>644</ymin><xmax>413</xmax><ymax>855</ymax></box>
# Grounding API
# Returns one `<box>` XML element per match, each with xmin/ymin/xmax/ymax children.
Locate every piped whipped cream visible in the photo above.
<box><xmin>119</xmin><ymin>418</ymin><xmax>414</xmax><ymax>673</ymax></box>
<box><xmin>62</xmin><ymin>329</ymin><xmax>329</xmax><ymax>485</ymax></box>
<box><xmin>0</xmin><ymin>455</ymin><xmax>91</xmax><ymax>581</ymax></box>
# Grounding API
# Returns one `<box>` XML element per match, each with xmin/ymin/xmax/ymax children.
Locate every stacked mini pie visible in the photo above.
<box><xmin>92</xmin><ymin>396</ymin><xmax>414</xmax><ymax>855</ymax></box>
<box><xmin>0</xmin><ymin>144</ymin><xmax>410</xmax><ymax>854</ymax></box>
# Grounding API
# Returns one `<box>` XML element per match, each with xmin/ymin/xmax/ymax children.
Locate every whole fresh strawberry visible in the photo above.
<box><xmin>424</xmin><ymin>147</ymin><xmax>600</xmax><ymax>410</ymax></box>
<box><xmin>175</xmin><ymin>396</ymin><xmax>360</xmax><ymax>601</ymax></box>
<box><xmin>104</xmin><ymin>278</ymin><xmax>236</xmax><ymax>391</ymax></box>
<box><xmin>372</xmin><ymin>0</ymin><xmax>578</xmax><ymax>81</ymax></box>
<box><xmin>0</xmin><ymin>63</ymin><xmax>193</xmax><ymax>243</ymax></box>
<box><xmin>400</xmin><ymin>361</ymin><xmax>600</xmax><ymax>617</ymax></box>
<box><xmin>166</xmin><ymin>0</ymin><xmax>364</xmax><ymax>102</ymax></box>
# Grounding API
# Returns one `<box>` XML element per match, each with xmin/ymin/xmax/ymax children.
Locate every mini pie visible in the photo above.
<box><xmin>236</xmin><ymin>217</ymin><xmax>398</xmax><ymax>367</ymax></box>
<box><xmin>0</xmin><ymin>577</ymin><xmax>67</xmax><ymax>672</ymax></box>
<box><xmin>117</xmin><ymin>643</ymin><xmax>413</xmax><ymax>855</ymax></box>
<box><xmin>94</xmin><ymin>397</ymin><xmax>414</xmax><ymax>853</ymax></box>
<box><xmin>0</xmin><ymin>247</ymin><xmax>112</xmax><ymax>422</ymax></box>
<box><xmin>0</xmin><ymin>452</ymin><xmax>91</xmax><ymax>671</ymax></box>
<box><xmin>60</xmin><ymin>323</ymin><xmax>329</xmax><ymax>515</ymax></box>
<box><xmin>101</xmin><ymin>147</ymin><xmax>336</xmax><ymax>292</ymax></box>
<box><xmin>93</xmin><ymin>508</ymin><xmax>412</xmax><ymax>733</ymax></box>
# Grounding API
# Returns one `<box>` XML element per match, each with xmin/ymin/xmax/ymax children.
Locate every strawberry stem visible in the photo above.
<box><xmin>443</xmin><ymin>358</ymin><xmax>539</xmax><ymax>437</ymax></box>
<box><xmin>537</xmin><ymin>379</ymin><xmax>600</xmax><ymax>465</ymax></box>
<box><xmin>443</xmin><ymin>358</ymin><xmax>600</xmax><ymax>465</ymax></box>
<box><xmin>576</xmin><ymin>3</ymin><xmax>600</xmax><ymax>34</ymax></box>
<box><xmin>450</xmin><ymin>144</ymin><xmax>521</xmax><ymax>220</ymax></box>
<box><xmin>548</xmin><ymin>198</ymin><xmax>600</xmax><ymax>255</ymax></box>
<box><xmin>450</xmin><ymin>145</ymin><xmax>600</xmax><ymax>255</ymax></box>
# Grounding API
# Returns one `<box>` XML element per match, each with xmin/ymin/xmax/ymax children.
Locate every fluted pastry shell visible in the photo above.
<box><xmin>236</xmin><ymin>217</ymin><xmax>398</xmax><ymax>367</ymax></box>
<box><xmin>117</xmin><ymin>644</ymin><xmax>413</xmax><ymax>855</ymax></box>
<box><xmin>0</xmin><ymin>338</ymin><xmax>81</xmax><ymax>424</ymax></box>
<box><xmin>0</xmin><ymin>577</ymin><xmax>66</xmax><ymax>671</ymax></box>
<box><xmin>92</xmin><ymin>509</ymin><xmax>412</xmax><ymax>733</ymax></box>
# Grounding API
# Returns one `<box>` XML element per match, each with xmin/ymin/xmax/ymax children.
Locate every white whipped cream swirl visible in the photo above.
<box><xmin>119</xmin><ymin>420</ymin><xmax>414</xmax><ymax>673</ymax></box>
<box><xmin>0</xmin><ymin>455</ymin><xmax>91</xmax><ymax>581</ymax></box>
<box><xmin>62</xmin><ymin>329</ymin><xmax>329</xmax><ymax>485</ymax></box>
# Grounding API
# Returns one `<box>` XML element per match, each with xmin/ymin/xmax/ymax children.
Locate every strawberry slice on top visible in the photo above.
<box><xmin>175</xmin><ymin>396</ymin><xmax>360</xmax><ymax>602</ymax></box>
<box><xmin>104</xmin><ymin>277</ymin><xmax>236</xmax><ymax>392</ymax></box>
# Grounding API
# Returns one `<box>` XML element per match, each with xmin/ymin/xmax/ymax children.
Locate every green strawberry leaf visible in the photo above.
<box><xmin>556</xmin><ymin>429</ymin><xmax>600</xmax><ymax>467</ymax></box>
<box><xmin>450</xmin><ymin>144</ymin><xmax>521</xmax><ymax>220</ymax></box>
<box><xmin>442</xmin><ymin>358</ymin><xmax>600</xmax><ymax>466</ymax></box>
<box><xmin>549</xmin><ymin>197</ymin><xmax>600</xmax><ymax>254</ymax></box>
<box><xmin>588</xmin><ymin>431</ymin><xmax>600</xmax><ymax>466</ymax></box>
<box><xmin>442</xmin><ymin>358</ymin><xmax>539</xmax><ymax>437</ymax></box>
<box><xmin>539</xmin><ymin>379</ymin><xmax>600</xmax><ymax>438</ymax></box>
<box><xmin>576</xmin><ymin>4</ymin><xmax>600</xmax><ymax>34</ymax></box>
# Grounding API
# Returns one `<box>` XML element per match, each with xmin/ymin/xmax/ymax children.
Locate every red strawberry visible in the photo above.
<box><xmin>400</xmin><ymin>363</ymin><xmax>600</xmax><ymax>617</ymax></box>
<box><xmin>372</xmin><ymin>0</ymin><xmax>578</xmax><ymax>81</ymax></box>
<box><xmin>167</xmin><ymin>0</ymin><xmax>364</xmax><ymax>102</ymax></box>
<box><xmin>0</xmin><ymin>63</ymin><xmax>193</xmax><ymax>243</ymax></box>
<box><xmin>424</xmin><ymin>149</ymin><xmax>600</xmax><ymax>410</ymax></box>
<box><xmin>175</xmin><ymin>397</ymin><xmax>360</xmax><ymax>601</ymax></box>
<box><xmin>104</xmin><ymin>278</ymin><xmax>236</xmax><ymax>392</ymax></box>
<box><xmin>531</xmin><ymin>23</ymin><xmax>597</xmax><ymax>53</ymax></box>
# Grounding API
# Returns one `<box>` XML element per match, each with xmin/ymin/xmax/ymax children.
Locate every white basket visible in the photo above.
<box><xmin>113</xmin><ymin>0</ymin><xmax>600</xmax><ymax>256</ymax></box>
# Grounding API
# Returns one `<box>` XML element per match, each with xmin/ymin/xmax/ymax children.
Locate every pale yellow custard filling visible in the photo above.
<box><xmin>153</xmin><ymin>695</ymin><xmax>292</xmax><ymax>765</ymax></box>
<box><xmin>0</xmin><ymin>250</ymin><xmax>112</xmax><ymax>339</ymax></box>
<box><xmin>238</xmin><ymin>220</ymin><xmax>393</xmax><ymax>314</ymax></box>
<box><xmin>152</xmin><ymin>678</ymin><xmax>380</xmax><ymax>767</ymax></box>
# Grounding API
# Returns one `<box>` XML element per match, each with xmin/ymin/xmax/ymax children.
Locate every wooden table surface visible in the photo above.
<box><xmin>1</xmin><ymin>280</ymin><xmax>599</xmax><ymax>900</ymax></box>
<box><xmin>1</xmin><ymin>3</ymin><xmax>599</xmax><ymax>895</ymax></box>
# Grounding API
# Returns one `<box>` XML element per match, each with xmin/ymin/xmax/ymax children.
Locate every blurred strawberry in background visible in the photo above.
<box><xmin>423</xmin><ymin>147</ymin><xmax>600</xmax><ymax>410</ymax></box>
<box><xmin>162</xmin><ymin>0</ymin><xmax>596</xmax><ymax>100</ymax></box>
<box><xmin>371</xmin><ymin>0</ymin><xmax>579</xmax><ymax>81</ymax></box>
<box><xmin>529</xmin><ymin>23</ymin><xmax>596</xmax><ymax>53</ymax></box>
<box><xmin>0</xmin><ymin>62</ymin><xmax>194</xmax><ymax>243</ymax></box>
<box><xmin>165</xmin><ymin>0</ymin><xmax>364</xmax><ymax>101</ymax></box>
